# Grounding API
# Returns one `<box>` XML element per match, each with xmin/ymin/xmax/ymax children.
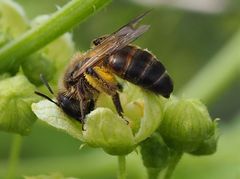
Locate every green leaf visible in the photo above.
<box><xmin>0</xmin><ymin>73</ymin><xmax>37</xmax><ymax>135</ymax></box>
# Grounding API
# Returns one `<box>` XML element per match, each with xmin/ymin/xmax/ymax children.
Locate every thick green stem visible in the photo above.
<box><xmin>0</xmin><ymin>0</ymin><xmax>111</xmax><ymax>72</ymax></box>
<box><xmin>163</xmin><ymin>151</ymin><xmax>183</xmax><ymax>179</ymax></box>
<box><xmin>5</xmin><ymin>135</ymin><xmax>22</xmax><ymax>179</ymax></box>
<box><xmin>118</xmin><ymin>155</ymin><xmax>126</xmax><ymax>179</ymax></box>
<box><xmin>178</xmin><ymin>28</ymin><xmax>240</xmax><ymax>104</ymax></box>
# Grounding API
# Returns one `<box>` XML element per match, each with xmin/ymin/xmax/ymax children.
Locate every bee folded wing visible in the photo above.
<box><xmin>72</xmin><ymin>12</ymin><xmax>151</xmax><ymax>79</ymax></box>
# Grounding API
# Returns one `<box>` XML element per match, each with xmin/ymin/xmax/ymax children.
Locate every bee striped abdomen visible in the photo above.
<box><xmin>105</xmin><ymin>46</ymin><xmax>173</xmax><ymax>98</ymax></box>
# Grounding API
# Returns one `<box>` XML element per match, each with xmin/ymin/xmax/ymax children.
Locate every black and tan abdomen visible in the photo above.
<box><xmin>104</xmin><ymin>46</ymin><xmax>173</xmax><ymax>98</ymax></box>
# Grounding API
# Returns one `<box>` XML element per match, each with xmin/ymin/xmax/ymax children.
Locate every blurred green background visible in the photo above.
<box><xmin>1</xmin><ymin>0</ymin><xmax>240</xmax><ymax>178</ymax></box>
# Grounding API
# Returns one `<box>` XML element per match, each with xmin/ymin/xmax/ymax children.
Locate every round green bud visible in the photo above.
<box><xmin>190</xmin><ymin>120</ymin><xmax>219</xmax><ymax>155</ymax></box>
<box><xmin>21</xmin><ymin>53</ymin><xmax>55</xmax><ymax>86</ymax></box>
<box><xmin>83</xmin><ymin>108</ymin><xmax>135</xmax><ymax>155</ymax></box>
<box><xmin>0</xmin><ymin>73</ymin><xmax>38</xmax><ymax>135</ymax></box>
<box><xmin>159</xmin><ymin>98</ymin><xmax>216</xmax><ymax>152</ymax></box>
<box><xmin>0</xmin><ymin>0</ymin><xmax>29</xmax><ymax>38</ymax></box>
<box><xmin>31</xmin><ymin>15</ymin><xmax>75</xmax><ymax>84</ymax></box>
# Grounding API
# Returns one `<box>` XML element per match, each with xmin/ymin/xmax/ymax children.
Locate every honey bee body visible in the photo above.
<box><xmin>103</xmin><ymin>45</ymin><xmax>173</xmax><ymax>98</ymax></box>
<box><xmin>36</xmin><ymin>11</ymin><xmax>173</xmax><ymax>125</ymax></box>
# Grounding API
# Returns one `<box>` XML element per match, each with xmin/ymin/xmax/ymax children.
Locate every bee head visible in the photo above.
<box><xmin>56</xmin><ymin>93</ymin><xmax>82</xmax><ymax>121</ymax></box>
<box><xmin>34</xmin><ymin>74</ymin><xmax>80</xmax><ymax>119</ymax></box>
<box><xmin>57</xmin><ymin>93</ymin><xmax>95</xmax><ymax>123</ymax></box>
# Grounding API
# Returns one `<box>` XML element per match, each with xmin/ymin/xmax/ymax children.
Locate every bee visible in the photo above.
<box><xmin>35</xmin><ymin>11</ymin><xmax>173</xmax><ymax>125</ymax></box>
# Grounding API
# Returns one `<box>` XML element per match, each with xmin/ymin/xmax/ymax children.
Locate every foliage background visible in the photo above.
<box><xmin>0</xmin><ymin>0</ymin><xmax>240</xmax><ymax>178</ymax></box>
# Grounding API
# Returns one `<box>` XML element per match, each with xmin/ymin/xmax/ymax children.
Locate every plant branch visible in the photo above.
<box><xmin>0</xmin><ymin>0</ymin><xmax>111</xmax><ymax>72</ymax></box>
<box><xmin>178</xmin><ymin>28</ymin><xmax>240</xmax><ymax>104</ymax></box>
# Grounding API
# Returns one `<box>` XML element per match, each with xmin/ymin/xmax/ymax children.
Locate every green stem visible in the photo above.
<box><xmin>118</xmin><ymin>155</ymin><xmax>126</xmax><ymax>179</ymax></box>
<box><xmin>5</xmin><ymin>135</ymin><xmax>22</xmax><ymax>179</ymax></box>
<box><xmin>147</xmin><ymin>168</ymin><xmax>160</xmax><ymax>179</ymax></box>
<box><xmin>163</xmin><ymin>151</ymin><xmax>183</xmax><ymax>179</ymax></box>
<box><xmin>0</xmin><ymin>0</ymin><xmax>111</xmax><ymax>72</ymax></box>
<box><xmin>178</xmin><ymin>28</ymin><xmax>240</xmax><ymax>104</ymax></box>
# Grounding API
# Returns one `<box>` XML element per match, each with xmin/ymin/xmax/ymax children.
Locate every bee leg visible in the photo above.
<box><xmin>112</xmin><ymin>93</ymin><xmax>123</xmax><ymax>117</ymax></box>
<box><xmin>81</xmin><ymin>122</ymin><xmax>86</xmax><ymax>131</ymax></box>
<box><xmin>85</xmin><ymin>67</ymin><xmax>128</xmax><ymax>123</ymax></box>
<box><xmin>112</xmin><ymin>93</ymin><xmax>129</xmax><ymax>125</ymax></box>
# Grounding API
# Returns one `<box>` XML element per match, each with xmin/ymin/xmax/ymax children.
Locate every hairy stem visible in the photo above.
<box><xmin>0</xmin><ymin>0</ymin><xmax>111</xmax><ymax>72</ymax></box>
<box><xmin>178</xmin><ymin>28</ymin><xmax>240</xmax><ymax>104</ymax></box>
<box><xmin>5</xmin><ymin>135</ymin><xmax>22</xmax><ymax>179</ymax></box>
<box><xmin>163</xmin><ymin>151</ymin><xmax>183</xmax><ymax>179</ymax></box>
<box><xmin>118</xmin><ymin>155</ymin><xmax>126</xmax><ymax>179</ymax></box>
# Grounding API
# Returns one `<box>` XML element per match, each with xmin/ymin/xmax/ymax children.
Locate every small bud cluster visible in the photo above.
<box><xmin>140</xmin><ymin>97</ymin><xmax>218</xmax><ymax>178</ymax></box>
<box><xmin>160</xmin><ymin>98</ymin><xmax>218</xmax><ymax>154</ymax></box>
<box><xmin>0</xmin><ymin>0</ymin><xmax>74</xmax><ymax>135</ymax></box>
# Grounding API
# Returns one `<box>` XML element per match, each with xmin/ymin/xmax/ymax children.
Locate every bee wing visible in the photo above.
<box><xmin>72</xmin><ymin>11</ymin><xmax>150</xmax><ymax>79</ymax></box>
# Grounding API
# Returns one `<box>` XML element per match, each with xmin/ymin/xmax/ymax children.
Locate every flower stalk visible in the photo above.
<box><xmin>5</xmin><ymin>135</ymin><xmax>22</xmax><ymax>179</ymax></box>
<box><xmin>118</xmin><ymin>155</ymin><xmax>126</xmax><ymax>179</ymax></box>
<box><xmin>163</xmin><ymin>151</ymin><xmax>183</xmax><ymax>179</ymax></box>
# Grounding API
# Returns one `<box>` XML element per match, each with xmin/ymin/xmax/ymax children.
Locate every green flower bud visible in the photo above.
<box><xmin>31</xmin><ymin>15</ymin><xmax>75</xmax><ymax>84</ymax></box>
<box><xmin>21</xmin><ymin>53</ymin><xmax>55</xmax><ymax>86</ymax></box>
<box><xmin>32</xmin><ymin>83</ymin><xmax>164</xmax><ymax>155</ymax></box>
<box><xmin>0</xmin><ymin>73</ymin><xmax>38</xmax><ymax>135</ymax></box>
<box><xmin>96</xmin><ymin>93</ymin><xmax>144</xmax><ymax>134</ymax></box>
<box><xmin>0</xmin><ymin>0</ymin><xmax>30</xmax><ymax>73</ymax></box>
<box><xmin>159</xmin><ymin>98</ymin><xmax>217</xmax><ymax>153</ymax></box>
<box><xmin>190</xmin><ymin>120</ymin><xmax>219</xmax><ymax>155</ymax></box>
<box><xmin>83</xmin><ymin>108</ymin><xmax>135</xmax><ymax>155</ymax></box>
<box><xmin>0</xmin><ymin>0</ymin><xmax>29</xmax><ymax>38</ymax></box>
<box><xmin>140</xmin><ymin>133</ymin><xmax>169</xmax><ymax>178</ymax></box>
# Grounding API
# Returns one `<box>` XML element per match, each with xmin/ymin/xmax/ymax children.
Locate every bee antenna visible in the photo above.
<box><xmin>40</xmin><ymin>74</ymin><xmax>54</xmax><ymax>94</ymax></box>
<box><xmin>34</xmin><ymin>91</ymin><xmax>59</xmax><ymax>106</ymax></box>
